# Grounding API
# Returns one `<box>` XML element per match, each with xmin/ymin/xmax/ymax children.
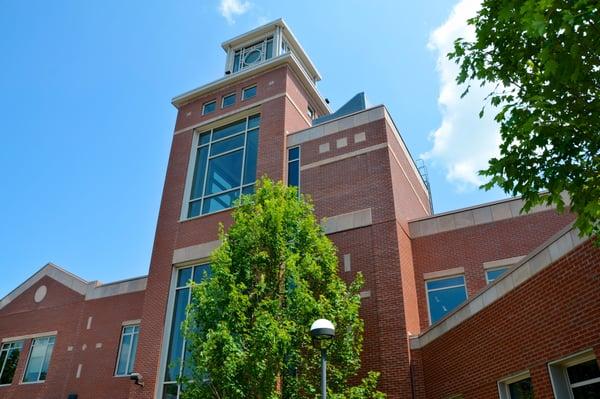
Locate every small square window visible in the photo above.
<box><xmin>307</xmin><ymin>106</ymin><xmax>315</xmax><ymax>119</ymax></box>
<box><xmin>202</xmin><ymin>101</ymin><xmax>216</xmax><ymax>115</ymax></box>
<box><xmin>222</xmin><ymin>93</ymin><xmax>236</xmax><ymax>108</ymax></box>
<box><xmin>242</xmin><ymin>85</ymin><xmax>257</xmax><ymax>100</ymax></box>
<box><xmin>425</xmin><ymin>275</ymin><xmax>467</xmax><ymax>324</ymax></box>
<box><xmin>485</xmin><ymin>267</ymin><xmax>509</xmax><ymax>284</ymax></box>
<box><xmin>498</xmin><ymin>371</ymin><xmax>534</xmax><ymax>399</ymax></box>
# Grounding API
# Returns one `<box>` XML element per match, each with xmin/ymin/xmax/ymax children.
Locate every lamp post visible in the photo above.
<box><xmin>310</xmin><ymin>319</ymin><xmax>335</xmax><ymax>399</ymax></box>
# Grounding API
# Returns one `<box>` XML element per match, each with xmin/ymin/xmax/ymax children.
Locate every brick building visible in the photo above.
<box><xmin>1</xmin><ymin>19</ymin><xmax>598</xmax><ymax>399</ymax></box>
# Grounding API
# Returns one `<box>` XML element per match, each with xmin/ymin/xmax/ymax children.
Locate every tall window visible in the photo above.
<box><xmin>485</xmin><ymin>267</ymin><xmax>508</xmax><ymax>284</ymax></box>
<box><xmin>23</xmin><ymin>336</ymin><xmax>55</xmax><ymax>383</ymax></box>
<box><xmin>549</xmin><ymin>350</ymin><xmax>600</xmax><ymax>398</ymax></box>
<box><xmin>232</xmin><ymin>37</ymin><xmax>274</xmax><ymax>73</ymax></box>
<box><xmin>186</xmin><ymin>114</ymin><xmax>260</xmax><ymax>218</ymax></box>
<box><xmin>498</xmin><ymin>372</ymin><xmax>534</xmax><ymax>399</ymax></box>
<box><xmin>425</xmin><ymin>275</ymin><xmax>467</xmax><ymax>324</ymax></box>
<box><xmin>162</xmin><ymin>264</ymin><xmax>211</xmax><ymax>399</ymax></box>
<box><xmin>0</xmin><ymin>341</ymin><xmax>23</xmax><ymax>385</ymax></box>
<box><xmin>115</xmin><ymin>325</ymin><xmax>139</xmax><ymax>376</ymax></box>
<box><xmin>287</xmin><ymin>147</ymin><xmax>300</xmax><ymax>191</ymax></box>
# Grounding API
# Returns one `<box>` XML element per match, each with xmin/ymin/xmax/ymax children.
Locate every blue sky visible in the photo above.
<box><xmin>0</xmin><ymin>0</ymin><xmax>507</xmax><ymax>296</ymax></box>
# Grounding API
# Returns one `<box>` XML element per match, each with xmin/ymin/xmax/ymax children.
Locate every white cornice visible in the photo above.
<box><xmin>171</xmin><ymin>53</ymin><xmax>330</xmax><ymax>115</ymax></box>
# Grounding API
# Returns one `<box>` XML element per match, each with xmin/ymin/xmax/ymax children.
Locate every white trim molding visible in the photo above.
<box><xmin>2</xmin><ymin>331</ymin><xmax>58</xmax><ymax>343</ymax></box>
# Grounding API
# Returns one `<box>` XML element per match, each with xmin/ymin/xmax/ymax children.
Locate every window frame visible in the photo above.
<box><xmin>221</xmin><ymin>92</ymin><xmax>236</xmax><ymax>109</ymax></box>
<box><xmin>485</xmin><ymin>266</ymin><xmax>509</xmax><ymax>284</ymax></box>
<box><xmin>114</xmin><ymin>324</ymin><xmax>140</xmax><ymax>377</ymax></box>
<box><xmin>202</xmin><ymin>100</ymin><xmax>216</xmax><ymax>115</ymax></box>
<box><xmin>425</xmin><ymin>274</ymin><xmax>468</xmax><ymax>325</ymax></box>
<box><xmin>159</xmin><ymin>263</ymin><xmax>211</xmax><ymax>399</ymax></box>
<box><xmin>497</xmin><ymin>370</ymin><xmax>533</xmax><ymax>399</ymax></box>
<box><xmin>181</xmin><ymin>113</ymin><xmax>260</xmax><ymax>220</ymax></box>
<box><xmin>242</xmin><ymin>85</ymin><xmax>257</xmax><ymax>101</ymax></box>
<box><xmin>307</xmin><ymin>105</ymin><xmax>315</xmax><ymax>120</ymax></box>
<box><xmin>287</xmin><ymin>146</ymin><xmax>301</xmax><ymax>192</ymax></box>
<box><xmin>548</xmin><ymin>349</ymin><xmax>600</xmax><ymax>398</ymax></box>
<box><xmin>22</xmin><ymin>335</ymin><xmax>55</xmax><ymax>384</ymax></box>
<box><xmin>0</xmin><ymin>340</ymin><xmax>23</xmax><ymax>386</ymax></box>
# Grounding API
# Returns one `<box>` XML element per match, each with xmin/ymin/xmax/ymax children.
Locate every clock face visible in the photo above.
<box><xmin>244</xmin><ymin>49</ymin><xmax>262</xmax><ymax>65</ymax></box>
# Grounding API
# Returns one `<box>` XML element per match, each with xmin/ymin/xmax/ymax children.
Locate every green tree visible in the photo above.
<box><xmin>450</xmin><ymin>0</ymin><xmax>599</xmax><ymax>238</ymax></box>
<box><xmin>181</xmin><ymin>178</ymin><xmax>384</xmax><ymax>399</ymax></box>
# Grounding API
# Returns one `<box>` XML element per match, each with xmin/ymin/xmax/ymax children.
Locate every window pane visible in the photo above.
<box><xmin>39</xmin><ymin>339</ymin><xmax>54</xmax><ymax>381</ymax></box>
<box><xmin>233</xmin><ymin>53</ymin><xmax>240</xmax><ymax>73</ymax></box>
<box><xmin>128</xmin><ymin>329</ymin><xmax>139</xmax><ymax>374</ymax></box>
<box><xmin>116</xmin><ymin>334</ymin><xmax>132</xmax><ymax>375</ymax></box>
<box><xmin>205</xmin><ymin>150</ymin><xmax>244</xmax><ymax>195</ymax></box>
<box><xmin>163</xmin><ymin>383</ymin><xmax>179</xmax><ymax>399</ymax></box>
<box><xmin>188</xmin><ymin>200</ymin><xmax>202</xmax><ymax>219</ymax></box>
<box><xmin>202</xmin><ymin>102</ymin><xmax>215</xmax><ymax>115</ymax></box>
<box><xmin>164</xmin><ymin>288</ymin><xmax>189</xmax><ymax>382</ymax></box>
<box><xmin>190</xmin><ymin>147</ymin><xmax>209</xmax><ymax>200</ymax></box>
<box><xmin>243</xmin><ymin>129</ymin><xmax>259</xmax><ymax>185</ymax></box>
<box><xmin>0</xmin><ymin>343</ymin><xmax>20</xmax><ymax>385</ymax></box>
<box><xmin>486</xmin><ymin>268</ymin><xmax>508</xmax><ymax>283</ymax></box>
<box><xmin>508</xmin><ymin>378</ymin><xmax>534</xmax><ymax>399</ymax></box>
<box><xmin>23</xmin><ymin>341</ymin><xmax>46</xmax><ymax>382</ymax></box>
<box><xmin>199</xmin><ymin>132</ymin><xmax>210</xmax><ymax>146</ymax></box>
<box><xmin>202</xmin><ymin>190</ymin><xmax>241</xmax><ymax>214</ymax></box>
<box><xmin>248</xmin><ymin>114</ymin><xmax>260</xmax><ymax>129</ymax></box>
<box><xmin>222</xmin><ymin>94</ymin><xmax>235</xmax><ymax>108</ymax></box>
<box><xmin>427</xmin><ymin>284</ymin><xmax>467</xmax><ymax>323</ymax></box>
<box><xmin>242</xmin><ymin>185</ymin><xmax>255</xmax><ymax>195</ymax></box>
<box><xmin>210</xmin><ymin>134</ymin><xmax>245</xmax><ymax>156</ymax></box>
<box><xmin>212</xmin><ymin>119</ymin><xmax>245</xmax><ymax>141</ymax></box>
<box><xmin>193</xmin><ymin>264</ymin><xmax>211</xmax><ymax>284</ymax></box>
<box><xmin>572</xmin><ymin>382</ymin><xmax>600</xmax><ymax>399</ymax></box>
<box><xmin>288</xmin><ymin>147</ymin><xmax>300</xmax><ymax>161</ymax></box>
<box><xmin>243</xmin><ymin>86</ymin><xmax>257</xmax><ymax>100</ymax></box>
<box><xmin>266</xmin><ymin>39</ymin><xmax>273</xmax><ymax>59</ymax></box>
<box><xmin>288</xmin><ymin>160</ymin><xmax>300</xmax><ymax>187</ymax></box>
<box><xmin>568</xmin><ymin>359</ymin><xmax>600</xmax><ymax>384</ymax></box>
<box><xmin>426</xmin><ymin>276</ymin><xmax>465</xmax><ymax>291</ymax></box>
<box><xmin>177</xmin><ymin>267</ymin><xmax>192</xmax><ymax>288</ymax></box>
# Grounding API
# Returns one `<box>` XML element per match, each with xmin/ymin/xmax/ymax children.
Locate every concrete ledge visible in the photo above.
<box><xmin>410</xmin><ymin>222</ymin><xmax>583</xmax><ymax>349</ymax></box>
<box><xmin>423</xmin><ymin>267</ymin><xmax>465</xmax><ymax>280</ymax></box>
<box><xmin>301</xmin><ymin>143</ymin><xmax>387</xmax><ymax>171</ymax></box>
<box><xmin>172</xmin><ymin>240</ymin><xmax>221</xmax><ymax>265</ymax></box>
<box><xmin>408</xmin><ymin>195</ymin><xmax>566</xmax><ymax>238</ymax></box>
<box><xmin>2</xmin><ymin>331</ymin><xmax>58</xmax><ymax>343</ymax></box>
<box><xmin>322</xmin><ymin>208</ymin><xmax>373</xmax><ymax>234</ymax></box>
<box><xmin>85</xmin><ymin>277</ymin><xmax>147</xmax><ymax>300</ymax></box>
<box><xmin>483</xmin><ymin>256</ymin><xmax>525</xmax><ymax>269</ymax></box>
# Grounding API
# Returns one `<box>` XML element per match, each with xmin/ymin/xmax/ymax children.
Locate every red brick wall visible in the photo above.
<box><xmin>0</xmin><ymin>276</ymin><xmax>144</xmax><ymax>399</ymax></box>
<box><xmin>411</xmin><ymin>210</ymin><xmax>575</xmax><ymax>329</ymax></box>
<box><xmin>412</xmin><ymin>240</ymin><xmax>600</xmax><ymax>399</ymax></box>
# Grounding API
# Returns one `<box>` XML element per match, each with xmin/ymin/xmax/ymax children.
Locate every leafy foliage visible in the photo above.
<box><xmin>450</xmin><ymin>0</ymin><xmax>600</xmax><ymax>238</ymax></box>
<box><xmin>182</xmin><ymin>179</ymin><xmax>385</xmax><ymax>399</ymax></box>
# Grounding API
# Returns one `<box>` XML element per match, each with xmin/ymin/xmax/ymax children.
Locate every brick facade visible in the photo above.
<box><xmin>1</xmin><ymin>19</ymin><xmax>598</xmax><ymax>399</ymax></box>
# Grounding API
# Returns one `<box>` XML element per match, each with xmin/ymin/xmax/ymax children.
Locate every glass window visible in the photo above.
<box><xmin>567</xmin><ymin>359</ymin><xmax>600</xmax><ymax>398</ymax></box>
<box><xmin>508</xmin><ymin>378</ymin><xmax>534</xmax><ymax>398</ymax></box>
<box><xmin>232</xmin><ymin>37</ymin><xmax>274</xmax><ymax>73</ymax></box>
<box><xmin>307</xmin><ymin>106</ymin><xmax>315</xmax><ymax>120</ymax></box>
<box><xmin>498</xmin><ymin>373</ymin><xmax>534</xmax><ymax>399</ymax></box>
<box><xmin>242</xmin><ymin>85</ymin><xmax>257</xmax><ymax>100</ymax></box>
<box><xmin>486</xmin><ymin>267</ymin><xmax>508</xmax><ymax>284</ymax></box>
<box><xmin>23</xmin><ymin>336</ymin><xmax>55</xmax><ymax>383</ymax></box>
<box><xmin>202</xmin><ymin>101</ymin><xmax>216</xmax><ymax>115</ymax></box>
<box><xmin>186</xmin><ymin>114</ymin><xmax>260</xmax><ymax>218</ymax></box>
<box><xmin>115</xmin><ymin>325</ymin><xmax>140</xmax><ymax>376</ymax></box>
<box><xmin>163</xmin><ymin>264</ymin><xmax>211</xmax><ymax>399</ymax></box>
<box><xmin>425</xmin><ymin>275</ymin><xmax>467</xmax><ymax>324</ymax></box>
<box><xmin>221</xmin><ymin>93</ymin><xmax>236</xmax><ymax>108</ymax></box>
<box><xmin>0</xmin><ymin>341</ymin><xmax>23</xmax><ymax>385</ymax></box>
<box><xmin>287</xmin><ymin>147</ymin><xmax>300</xmax><ymax>191</ymax></box>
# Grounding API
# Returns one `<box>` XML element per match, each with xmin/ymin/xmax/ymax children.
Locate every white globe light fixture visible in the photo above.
<box><xmin>310</xmin><ymin>319</ymin><xmax>335</xmax><ymax>399</ymax></box>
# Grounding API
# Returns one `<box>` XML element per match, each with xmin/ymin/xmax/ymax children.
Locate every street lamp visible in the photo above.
<box><xmin>310</xmin><ymin>319</ymin><xmax>335</xmax><ymax>399</ymax></box>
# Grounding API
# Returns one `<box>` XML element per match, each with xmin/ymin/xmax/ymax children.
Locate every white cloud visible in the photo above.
<box><xmin>219</xmin><ymin>0</ymin><xmax>251</xmax><ymax>24</ymax></box>
<box><xmin>422</xmin><ymin>0</ymin><xmax>501</xmax><ymax>190</ymax></box>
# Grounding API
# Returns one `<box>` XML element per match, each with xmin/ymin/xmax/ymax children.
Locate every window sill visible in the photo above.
<box><xmin>179</xmin><ymin>206</ymin><xmax>233</xmax><ymax>223</ymax></box>
<box><xmin>20</xmin><ymin>380</ymin><xmax>45</xmax><ymax>385</ymax></box>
